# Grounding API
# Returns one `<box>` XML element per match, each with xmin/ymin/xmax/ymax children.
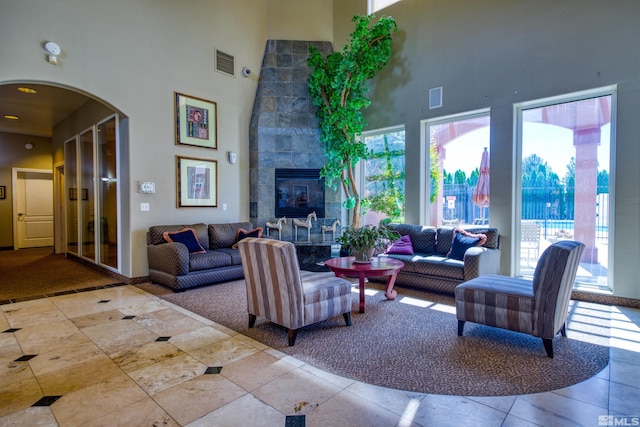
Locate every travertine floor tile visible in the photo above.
<box><xmin>169</xmin><ymin>326</ymin><xmax>231</xmax><ymax>352</ymax></box>
<box><xmin>251</xmin><ymin>368</ymin><xmax>343</xmax><ymax>416</ymax></box>
<box><xmin>153</xmin><ymin>375</ymin><xmax>247</xmax><ymax>425</ymax></box>
<box><xmin>133</xmin><ymin>307</ymin><xmax>207</xmax><ymax>336</ymax></box>
<box><xmin>127</xmin><ymin>353</ymin><xmax>207</xmax><ymax>395</ymax></box>
<box><xmin>0</xmin><ymin>376</ymin><xmax>42</xmax><ymax>417</ymax></box>
<box><xmin>111</xmin><ymin>340</ymin><xmax>184</xmax><ymax>373</ymax></box>
<box><xmin>221</xmin><ymin>350</ymin><xmax>298</xmax><ymax>391</ymax></box>
<box><xmin>411</xmin><ymin>394</ymin><xmax>507</xmax><ymax>427</ymax></box>
<box><xmin>84</xmin><ymin>397</ymin><xmax>179</xmax><ymax>427</ymax></box>
<box><xmin>37</xmin><ymin>354</ymin><xmax>123</xmax><ymax>395</ymax></box>
<box><xmin>81</xmin><ymin>318</ymin><xmax>158</xmax><ymax>356</ymax></box>
<box><xmin>0</xmin><ymin>406</ymin><xmax>59</xmax><ymax>427</ymax></box>
<box><xmin>186</xmin><ymin>336</ymin><xmax>259</xmax><ymax>366</ymax></box>
<box><xmin>509</xmin><ymin>392</ymin><xmax>605</xmax><ymax>427</ymax></box>
<box><xmin>51</xmin><ymin>374</ymin><xmax>148</xmax><ymax>426</ymax></box>
<box><xmin>185</xmin><ymin>393</ymin><xmax>285</xmax><ymax>427</ymax></box>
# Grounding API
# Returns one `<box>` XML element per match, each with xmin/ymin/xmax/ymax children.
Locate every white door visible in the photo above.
<box><xmin>14</xmin><ymin>170</ymin><xmax>54</xmax><ymax>248</ymax></box>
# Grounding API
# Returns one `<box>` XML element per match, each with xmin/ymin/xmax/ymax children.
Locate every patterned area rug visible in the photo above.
<box><xmin>138</xmin><ymin>279</ymin><xmax>610</xmax><ymax>396</ymax></box>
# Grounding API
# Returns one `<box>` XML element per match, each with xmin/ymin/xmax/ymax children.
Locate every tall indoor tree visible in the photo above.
<box><xmin>308</xmin><ymin>14</ymin><xmax>397</xmax><ymax>227</ymax></box>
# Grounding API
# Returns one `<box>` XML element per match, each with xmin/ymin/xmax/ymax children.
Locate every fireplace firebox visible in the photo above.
<box><xmin>275</xmin><ymin>169</ymin><xmax>325</xmax><ymax>218</ymax></box>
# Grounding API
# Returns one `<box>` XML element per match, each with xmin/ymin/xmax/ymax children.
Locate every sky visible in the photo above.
<box><xmin>442</xmin><ymin>123</ymin><xmax>611</xmax><ymax>179</ymax></box>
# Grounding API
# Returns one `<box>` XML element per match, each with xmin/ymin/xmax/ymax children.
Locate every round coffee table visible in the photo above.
<box><xmin>324</xmin><ymin>256</ymin><xmax>404</xmax><ymax>313</ymax></box>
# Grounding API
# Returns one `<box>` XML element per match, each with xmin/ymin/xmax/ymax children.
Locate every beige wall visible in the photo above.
<box><xmin>335</xmin><ymin>0</ymin><xmax>640</xmax><ymax>299</ymax></box>
<box><xmin>0</xmin><ymin>0</ymin><xmax>336</xmax><ymax>278</ymax></box>
<box><xmin>0</xmin><ymin>133</ymin><xmax>53</xmax><ymax>247</ymax></box>
<box><xmin>267</xmin><ymin>0</ymin><xmax>333</xmax><ymax>40</ymax></box>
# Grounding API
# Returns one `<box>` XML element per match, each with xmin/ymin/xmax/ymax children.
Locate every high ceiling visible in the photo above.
<box><xmin>0</xmin><ymin>83</ymin><xmax>91</xmax><ymax>138</ymax></box>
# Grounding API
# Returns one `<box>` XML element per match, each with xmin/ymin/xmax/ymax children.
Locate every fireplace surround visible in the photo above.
<box><xmin>248</xmin><ymin>40</ymin><xmax>341</xmax><ymax>242</ymax></box>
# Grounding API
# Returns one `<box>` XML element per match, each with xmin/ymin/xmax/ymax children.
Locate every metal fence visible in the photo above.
<box><xmin>441</xmin><ymin>184</ymin><xmax>609</xmax><ymax>242</ymax></box>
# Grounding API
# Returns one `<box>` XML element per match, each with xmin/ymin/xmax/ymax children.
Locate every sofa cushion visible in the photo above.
<box><xmin>447</xmin><ymin>230</ymin><xmax>484</xmax><ymax>261</ymax></box>
<box><xmin>231</xmin><ymin>227</ymin><xmax>263</xmax><ymax>249</ymax></box>
<box><xmin>458</xmin><ymin>226</ymin><xmax>499</xmax><ymax>249</ymax></box>
<box><xmin>189</xmin><ymin>250</ymin><xmax>233</xmax><ymax>272</ymax></box>
<box><xmin>213</xmin><ymin>248</ymin><xmax>243</xmax><ymax>265</ymax></box>
<box><xmin>386</xmin><ymin>234</ymin><xmax>414</xmax><ymax>255</ymax></box>
<box><xmin>208</xmin><ymin>222</ymin><xmax>254</xmax><ymax>249</ymax></box>
<box><xmin>148</xmin><ymin>223</ymin><xmax>209</xmax><ymax>250</ymax></box>
<box><xmin>410</xmin><ymin>255</ymin><xmax>465</xmax><ymax>280</ymax></box>
<box><xmin>163</xmin><ymin>228</ymin><xmax>206</xmax><ymax>254</ymax></box>
<box><xmin>389</xmin><ymin>223</ymin><xmax>436</xmax><ymax>254</ymax></box>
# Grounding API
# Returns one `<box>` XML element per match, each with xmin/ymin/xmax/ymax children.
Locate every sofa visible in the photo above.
<box><xmin>146</xmin><ymin>222</ymin><xmax>255</xmax><ymax>291</ymax></box>
<box><xmin>372</xmin><ymin>224</ymin><xmax>501</xmax><ymax>295</ymax></box>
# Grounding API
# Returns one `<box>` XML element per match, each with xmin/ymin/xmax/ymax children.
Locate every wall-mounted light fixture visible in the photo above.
<box><xmin>25</xmin><ymin>143</ymin><xmax>34</xmax><ymax>150</ymax></box>
<box><xmin>227</xmin><ymin>151</ymin><xmax>237</xmax><ymax>164</ymax></box>
<box><xmin>44</xmin><ymin>41</ymin><xmax>61</xmax><ymax>65</ymax></box>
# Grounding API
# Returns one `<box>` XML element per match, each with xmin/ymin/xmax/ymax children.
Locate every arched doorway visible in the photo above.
<box><xmin>0</xmin><ymin>82</ymin><xmax>126</xmax><ymax>274</ymax></box>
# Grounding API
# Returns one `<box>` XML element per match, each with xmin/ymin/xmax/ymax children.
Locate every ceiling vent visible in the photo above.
<box><xmin>216</xmin><ymin>49</ymin><xmax>235</xmax><ymax>76</ymax></box>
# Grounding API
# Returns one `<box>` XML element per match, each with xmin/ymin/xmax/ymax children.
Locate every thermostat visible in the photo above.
<box><xmin>138</xmin><ymin>181</ymin><xmax>155</xmax><ymax>194</ymax></box>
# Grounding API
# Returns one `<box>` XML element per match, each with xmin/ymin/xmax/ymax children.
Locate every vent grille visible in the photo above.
<box><xmin>216</xmin><ymin>50</ymin><xmax>235</xmax><ymax>76</ymax></box>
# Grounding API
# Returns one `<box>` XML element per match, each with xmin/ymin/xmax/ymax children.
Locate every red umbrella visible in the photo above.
<box><xmin>472</xmin><ymin>147</ymin><xmax>490</xmax><ymax>222</ymax></box>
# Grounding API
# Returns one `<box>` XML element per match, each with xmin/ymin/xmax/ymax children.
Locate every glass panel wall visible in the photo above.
<box><xmin>425</xmin><ymin>111</ymin><xmax>491</xmax><ymax>227</ymax></box>
<box><xmin>361</xmin><ymin>127</ymin><xmax>405</xmax><ymax>225</ymax></box>
<box><xmin>79</xmin><ymin>128</ymin><xmax>95</xmax><ymax>261</ymax></box>
<box><xmin>517</xmin><ymin>91</ymin><xmax>613</xmax><ymax>290</ymax></box>
<box><xmin>64</xmin><ymin>138</ymin><xmax>78</xmax><ymax>255</ymax></box>
<box><xmin>97</xmin><ymin>117</ymin><xmax>118</xmax><ymax>269</ymax></box>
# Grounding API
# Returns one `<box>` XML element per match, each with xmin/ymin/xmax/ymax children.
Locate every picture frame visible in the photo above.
<box><xmin>176</xmin><ymin>156</ymin><xmax>218</xmax><ymax>207</ymax></box>
<box><xmin>175</xmin><ymin>92</ymin><xmax>217</xmax><ymax>149</ymax></box>
<box><xmin>81</xmin><ymin>188</ymin><xmax>88</xmax><ymax>201</ymax></box>
<box><xmin>69</xmin><ymin>188</ymin><xmax>77</xmax><ymax>201</ymax></box>
<box><xmin>0</xmin><ymin>186</ymin><xmax>5</xmax><ymax>199</ymax></box>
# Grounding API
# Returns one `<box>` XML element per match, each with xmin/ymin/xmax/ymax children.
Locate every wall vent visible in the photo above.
<box><xmin>215</xmin><ymin>49</ymin><xmax>235</xmax><ymax>76</ymax></box>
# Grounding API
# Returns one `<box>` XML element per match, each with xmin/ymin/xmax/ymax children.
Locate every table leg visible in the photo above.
<box><xmin>358</xmin><ymin>275</ymin><xmax>366</xmax><ymax>313</ymax></box>
<box><xmin>384</xmin><ymin>271</ymin><xmax>399</xmax><ymax>300</ymax></box>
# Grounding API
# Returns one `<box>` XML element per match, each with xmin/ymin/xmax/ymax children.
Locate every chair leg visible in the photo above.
<box><xmin>248</xmin><ymin>314</ymin><xmax>256</xmax><ymax>329</ymax></box>
<box><xmin>457</xmin><ymin>320</ymin><xmax>465</xmax><ymax>336</ymax></box>
<box><xmin>560</xmin><ymin>323</ymin><xmax>567</xmax><ymax>337</ymax></box>
<box><xmin>343</xmin><ymin>312</ymin><xmax>352</xmax><ymax>326</ymax></box>
<box><xmin>288</xmin><ymin>329</ymin><xmax>298</xmax><ymax>346</ymax></box>
<box><xmin>542</xmin><ymin>338</ymin><xmax>554</xmax><ymax>358</ymax></box>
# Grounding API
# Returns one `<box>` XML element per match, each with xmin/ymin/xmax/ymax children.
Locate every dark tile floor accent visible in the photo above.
<box><xmin>32</xmin><ymin>396</ymin><xmax>62</xmax><ymax>407</ymax></box>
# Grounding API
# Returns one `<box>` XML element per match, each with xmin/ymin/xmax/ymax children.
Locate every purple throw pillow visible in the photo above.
<box><xmin>386</xmin><ymin>234</ymin><xmax>414</xmax><ymax>255</ymax></box>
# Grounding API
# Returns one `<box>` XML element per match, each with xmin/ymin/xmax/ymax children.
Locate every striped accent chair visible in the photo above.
<box><xmin>237</xmin><ymin>237</ymin><xmax>353</xmax><ymax>346</ymax></box>
<box><xmin>455</xmin><ymin>240</ymin><xmax>584</xmax><ymax>357</ymax></box>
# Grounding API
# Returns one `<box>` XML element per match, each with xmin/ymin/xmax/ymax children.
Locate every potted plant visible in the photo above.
<box><xmin>307</xmin><ymin>13</ymin><xmax>397</xmax><ymax>227</ymax></box>
<box><xmin>336</xmin><ymin>221</ymin><xmax>400</xmax><ymax>263</ymax></box>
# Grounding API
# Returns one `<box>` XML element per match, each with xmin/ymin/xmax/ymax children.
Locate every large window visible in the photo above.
<box><xmin>424</xmin><ymin>110</ymin><xmax>491</xmax><ymax>227</ymax></box>
<box><xmin>516</xmin><ymin>88</ymin><xmax>614</xmax><ymax>290</ymax></box>
<box><xmin>360</xmin><ymin>127</ymin><xmax>405</xmax><ymax>225</ymax></box>
<box><xmin>369</xmin><ymin>0</ymin><xmax>403</xmax><ymax>14</ymax></box>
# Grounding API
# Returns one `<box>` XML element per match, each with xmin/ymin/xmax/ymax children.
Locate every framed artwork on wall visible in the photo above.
<box><xmin>0</xmin><ymin>186</ymin><xmax>5</xmax><ymax>199</ymax></box>
<box><xmin>175</xmin><ymin>92</ymin><xmax>218</xmax><ymax>149</ymax></box>
<box><xmin>176</xmin><ymin>156</ymin><xmax>218</xmax><ymax>207</ymax></box>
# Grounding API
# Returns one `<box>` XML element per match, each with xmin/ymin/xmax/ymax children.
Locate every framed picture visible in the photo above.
<box><xmin>69</xmin><ymin>188</ymin><xmax>77</xmax><ymax>201</ymax></box>
<box><xmin>81</xmin><ymin>188</ymin><xmax>88</xmax><ymax>201</ymax></box>
<box><xmin>176</xmin><ymin>156</ymin><xmax>218</xmax><ymax>207</ymax></box>
<box><xmin>175</xmin><ymin>92</ymin><xmax>217</xmax><ymax>149</ymax></box>
<box><xmin>0</xmin><ymin>186</ymin><xmax>5</xmax><ymax>199</ymax></box>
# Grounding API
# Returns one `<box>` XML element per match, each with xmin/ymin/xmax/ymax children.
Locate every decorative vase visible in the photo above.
<box><xmin>352</xmin><ymin>247</ymin><xmax>375</xmax><ymax>263</ymax></box>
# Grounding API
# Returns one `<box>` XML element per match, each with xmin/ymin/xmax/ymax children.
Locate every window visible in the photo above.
<box><xmin>369</xmin><ymin>0</ymin><xmax>403</xmax><ymax>14</ymax></box>
<box><xmin>424</xmin><ymin>110</ymin><xmax>491</xmax><ymax>227</ymax></box>
<box><xmin>515</xmin><ymin>88</ymin><xmax>615</xmax><ymax>290</ymax></box>
<box><xmin>361</xmin><ymin>127</ymin><xmax>405</xmax><ymax>225</ymax></box>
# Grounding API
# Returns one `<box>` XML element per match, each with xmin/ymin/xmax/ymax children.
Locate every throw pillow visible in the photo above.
<box><xmin>385</xmin><ymin>234</ymin><xmax>414</xmax><ymax>255</ymax></box>
<box><xmin>446</xmin><ymin>228</ymin><xmax>487</xmax><ymax>261</ymax></box>
<box><xmin>163</xmin><ymin>228</ymin><xmax>206</xmax><ymax>254</ymax></box>
<box><xmin>231</xmin><ymin>227</ymin><xmax>263</xmax><ymax>249</ymax></box>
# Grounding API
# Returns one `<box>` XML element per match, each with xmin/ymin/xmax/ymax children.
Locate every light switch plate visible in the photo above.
<box><xmin>141</xmin><ymin>203</ymin><xmax>150</xmax><ymax>211</ymax></box>
<box><xmin>139</xmin><ymin>181</ymin><xmax>155</xmax><ymax>194</ymax></box>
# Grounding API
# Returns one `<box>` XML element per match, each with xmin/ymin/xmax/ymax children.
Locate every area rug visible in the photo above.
<box><xmin>137</xmin><ymin>280</ymin><xmax>610</xmax><ymax>396</ymax></box>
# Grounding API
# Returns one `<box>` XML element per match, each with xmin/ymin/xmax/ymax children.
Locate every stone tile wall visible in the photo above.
<box><xmin>249</xmin><ymin>40</ymin><xmax>341</xmax><ymax>242</ymax></box>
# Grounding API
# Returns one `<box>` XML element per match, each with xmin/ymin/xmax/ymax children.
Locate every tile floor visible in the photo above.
<box><xmin>1</xmin><ymin>284</ymin><xmax>639</xmax><ymax>427</ymax></box>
